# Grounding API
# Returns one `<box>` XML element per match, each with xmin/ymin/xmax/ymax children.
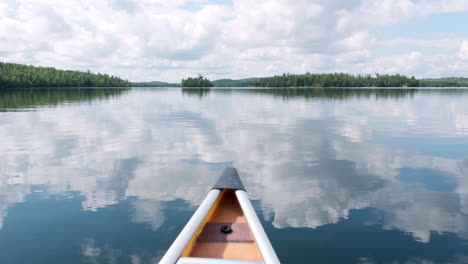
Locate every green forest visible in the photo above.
<box><xmin>181</xmin><ymin>76</ymin><xmax>213</xmax><ymax>87</ymax></box>
<box><xmin>0</xmin><ymin>62</ymin><xmax>130</xmax><ymax>88</ymax></box>
<box><xmin>419</xmin><ymin>77</ymin><xmax>468</xmax><ymax>87</ymax></box>
<box><xmin>3</xmin><ymin>61</ymin><xmax>467</xmax><ymax>88</ymax></box>
<box><xmin>250</xmin><ymin>73</ymin><xmax>419</xmax><ymax>87</ymax></box>
<box><xmin>178</xmin><ymin>74</ymin><xmax>468</xmax><ymax>88</ymax></box>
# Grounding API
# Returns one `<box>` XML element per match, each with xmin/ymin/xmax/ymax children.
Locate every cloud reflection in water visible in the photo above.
<box><xmin>0</xmin><ymin>88</ymin><xmax>468</xmax><ymax>262</ymax></box>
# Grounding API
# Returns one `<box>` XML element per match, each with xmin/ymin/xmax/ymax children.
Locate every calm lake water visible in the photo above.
<box><xmin>1</xmin><ymin>87</ymin><xmax>468</xmax><ymax>264</ymax></box>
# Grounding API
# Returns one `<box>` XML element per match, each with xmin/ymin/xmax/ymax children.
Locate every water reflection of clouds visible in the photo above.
<box><xmin>0</xmin><ymin>89</ymin><xmax>468</xmax><ymax>245</ymax></box>
<box><xmin>81</xmin><ymin>238</ymin><xmax>163</xmax><ymax>264</ymax></box>
<box><xmin>456</xmin><ymin>115</ymin><xmax>468</xmax><ymax>135</ymax></box>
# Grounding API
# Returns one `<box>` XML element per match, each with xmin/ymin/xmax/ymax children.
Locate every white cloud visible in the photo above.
<box><xmin>0</xmin><ymin>0</ymin><xmax>467</xmax><ymax>81</ymax></box>
<box><xmin>459</xmin><ymin>41</ymin><xmax>468</xmax><ymax>61</ymax></box>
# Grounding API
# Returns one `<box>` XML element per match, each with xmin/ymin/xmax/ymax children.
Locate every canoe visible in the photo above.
<box><xmin>159</xmin><ymin>167</ymin><xmax>280</xmax><ymax>264</ymax></box>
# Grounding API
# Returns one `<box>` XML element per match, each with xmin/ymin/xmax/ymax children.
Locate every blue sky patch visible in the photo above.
<box><xmin>397</xmin><ymin>167</ymin><xmax>457</xmax><ymax>192</ymax></box>
<box><xmin>373</xmin><ymin>134</ymin><xmax>468</xmax><ymax>159</ymax></box>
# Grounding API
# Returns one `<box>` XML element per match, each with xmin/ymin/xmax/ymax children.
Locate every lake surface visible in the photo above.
<box><xmin>1</xmin><ymin>87</ymin><xmax>468</xmax><ymax>264</ymax></box>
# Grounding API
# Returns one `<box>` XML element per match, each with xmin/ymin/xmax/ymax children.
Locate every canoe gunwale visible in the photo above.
<box><xmin>159</xmin><ymin>189</ymin><xmax>221</xmax><ymax>264</ymax></box>
<box><xmin>236</xmin><ymin>190</ymin><xmax>280</xmax><ymax>264</ymax></box>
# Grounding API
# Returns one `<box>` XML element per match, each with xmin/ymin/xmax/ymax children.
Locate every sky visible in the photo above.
<box><xmin>1</xmin><ymin>0</ymin><xmax>468</xmax><ymax>82</ymax></box>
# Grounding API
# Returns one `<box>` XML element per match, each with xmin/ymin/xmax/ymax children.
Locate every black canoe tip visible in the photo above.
<box><xmin>212</xmin><ymin>167</ymin><xmax>246</xmax><ymax>191</ymax></box>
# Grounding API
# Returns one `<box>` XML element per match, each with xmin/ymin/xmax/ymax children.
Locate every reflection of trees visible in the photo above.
<box><xmin>181</xmin><ymin>88</ymin><xmax>211</xmax><ymax>98</ymax></box>
<box><xmin>418</xmin><ymin>88</ymin><xmax>468</xmax><ymax>96</ymax></box>
<box><xmin>248</xmin><ymin>88</ymin><xmax>419</xmax><ymax>100</ymax></box>
<box><xmin>181</xmin><ymin>88</ymin><xmax>468</xmax><ymax>101</ymax></box>
<box><xmin>0</xmin><ymin>88</ymin><xmax>129</xmax><ymax>110</ymax></box>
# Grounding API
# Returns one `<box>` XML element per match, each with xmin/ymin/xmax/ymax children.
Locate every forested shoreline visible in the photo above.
<box><xmin>419</xmin><ymin>77</ymin><xmax>468</xmax><ymax>87</ymax></box>
<box><xmin>2</xmin><ymin>61</ymin><xmax>468</xmax><ymax>88</ymax></box>
<box><xmin>0</xmin><ymin>62</ymin><xmax>130</xmax><ymax>88</ymax></box>
<box><xmin>251</xmin><ymin>73</ymin><xmax>419</xmax><ymax>87</ymax></box>
<box><xmin>176</xmin><ymin>74</ymin><xmax>468</xmax><ymax>88</ymax></box>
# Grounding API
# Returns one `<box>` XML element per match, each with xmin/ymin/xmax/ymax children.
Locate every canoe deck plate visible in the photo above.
<box><xmin>198</xmin><ymin>223</ymin><xmax>253</xmax><ymax>243</ymax></box>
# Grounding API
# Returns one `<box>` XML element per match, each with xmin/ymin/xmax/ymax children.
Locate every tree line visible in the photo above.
<box><xmin>0</xmin><ymin>62</ymin><xmax>130</xmax><ymax>88</ymax></box>
<box><xmin>419</xmin><ymin>77</ymin><xmax>468</xmax><ymax>87</ymax></box>
<box><xmin>4</xmin><ymin>61</ymin><xmax>466</xmax><ymax>88</ymax></box>
<box><xmin>250</xmin><ymin>73</ymin><xmax>419</xmax><ymax>87</ymax></box>
<box><xmin>179</xmin><ymin>74</ymin><xmax>468</xmax><ymax>88</ymax></box>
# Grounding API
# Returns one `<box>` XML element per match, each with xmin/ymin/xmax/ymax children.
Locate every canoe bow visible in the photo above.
<box><xmin>159</xmin><ymin>167</ymin><xmax>280</xmax><ymax>264</ymax></box>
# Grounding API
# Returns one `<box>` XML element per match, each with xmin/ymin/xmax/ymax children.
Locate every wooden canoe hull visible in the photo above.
<box><xmin>183</xmin><ymin>189</ymin><xmax>263</xmax><ymax>261</ymax></box>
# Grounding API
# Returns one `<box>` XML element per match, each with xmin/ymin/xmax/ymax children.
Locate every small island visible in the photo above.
<box><xmin>181</xmin><ymin>75</ymin><xmax>213</xmax><ymax>87</ymax></box>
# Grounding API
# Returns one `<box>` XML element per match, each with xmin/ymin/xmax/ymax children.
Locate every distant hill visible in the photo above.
<box><xmin>0</xmin><ymin>62</ymin><xmax>130</xmax><ymax>88</ymax></box>
<box><xmin>132</xmin><ymin>78</ymin><xmax>258</xmax><ymax>87</ymax></box>
<box><xmin>131</xmin><ymin>81</ymin><xmax>179</xmax><ymax>87</ymax></box>
<box><xmin>212</xmin><ymin>78</ymin><xmax>258</xmax><ymax>87</ymax></box>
